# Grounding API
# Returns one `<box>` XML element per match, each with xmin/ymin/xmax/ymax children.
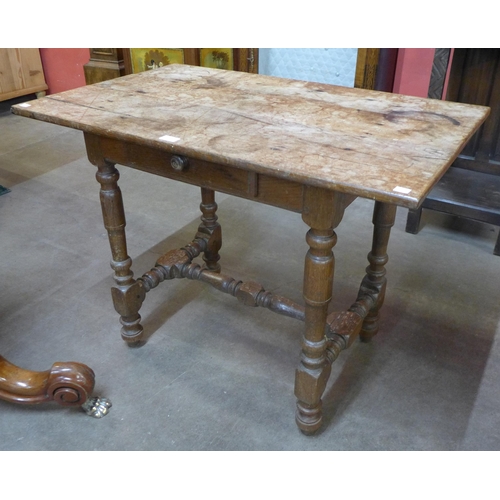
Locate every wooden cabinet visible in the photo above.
<box><xmin>84</xmin><ymin>48</ymin><xmax>127</xmax><ymax>85</ymax></box>
<box><xmin>406</xmin><ymin>48</ymin><xmax>500</xmax><ymax>255</ymax></box>
<box><xmin>0</xmin><ymin>48</ymin><xmax>48</xmax><ymax>102</ymax></box>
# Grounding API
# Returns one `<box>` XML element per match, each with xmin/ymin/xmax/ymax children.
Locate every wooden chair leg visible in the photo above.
<box><xmin>406</xmin><ymin>207</ymin><xmax>423</xmax><ymax>234</ymax></box>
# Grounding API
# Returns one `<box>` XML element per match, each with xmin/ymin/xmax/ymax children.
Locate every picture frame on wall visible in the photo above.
<box><xmin>199</xmin><ymin>48</ymin><xmax>234</xmax><ymax>70</ymax></box>
<box><xmin>128</xmin><ymin>48</ymin><xmax>185</xmax><ymax>73</ymax></box>
<box><xmin>121</xmin><ymin>49</ymin><xmax>257</xmax><ymax>75</ymax></box>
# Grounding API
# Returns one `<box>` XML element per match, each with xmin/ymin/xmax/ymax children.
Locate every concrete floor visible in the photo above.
<box><xmin>1</xmin><ymin>94</ymin><xmax>500</xmax><ymax>451</ymax></box>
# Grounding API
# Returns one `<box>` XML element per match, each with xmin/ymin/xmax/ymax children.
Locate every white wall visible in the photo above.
<box><xmin>258</xmin><ymin>48</ymin><xmax>357</xmax><ymax>87</ymax></box>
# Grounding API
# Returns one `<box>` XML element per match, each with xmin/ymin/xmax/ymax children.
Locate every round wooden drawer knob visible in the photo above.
<box><xmin>171</xmin><ymin>155</ymin><xmax>189</xmax><ymax>171</ymax></box>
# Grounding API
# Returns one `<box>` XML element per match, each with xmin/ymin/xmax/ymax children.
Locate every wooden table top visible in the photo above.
<box><xmin>12</xmin><ymin>64</ymin><xmax>489</xmax><ymax>208</ymax></box>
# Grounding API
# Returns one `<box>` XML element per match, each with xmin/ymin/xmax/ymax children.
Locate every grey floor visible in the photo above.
<box><xmin>1</xmin><ymin>94</ymin><xmax>500</xmax><ymax>451</ymax></box>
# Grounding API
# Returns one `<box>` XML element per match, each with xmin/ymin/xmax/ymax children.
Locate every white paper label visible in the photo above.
<box><xmin>393</xmin><ymin>186</ymin><xmax>412</xmax><ymax>194</ymax></box>
<box><xmin>18</xmin><ymin>103</ymin><xmax>31</xmax><ymax>108</ymax></box>
<box><xmin>159</xmin><ymin>135</ymin><xmax>181</xmax><ymax>143</ymax></box>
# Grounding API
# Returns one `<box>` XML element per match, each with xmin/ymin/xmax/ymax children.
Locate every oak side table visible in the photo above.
<box><xmin>12</xmin><ymin>65</ymin><xmax>489</xmax><ymax>434</ymax></box>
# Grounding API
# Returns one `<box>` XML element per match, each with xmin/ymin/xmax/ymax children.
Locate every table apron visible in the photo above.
<box><xmin>84</xmin><ymin>132</ymin><xmax>310</xmax><ymax>214</ymax></box>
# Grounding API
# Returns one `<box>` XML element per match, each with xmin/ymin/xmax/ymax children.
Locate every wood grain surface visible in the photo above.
<box><xmin>12</xmin><ymin>64</ymin><xmax>489</xmax><ymax>208</ymax></box>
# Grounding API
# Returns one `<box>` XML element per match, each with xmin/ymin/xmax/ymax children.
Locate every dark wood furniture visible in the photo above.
<box><xmin>406</xmin><ymin>48</ymin><xmax>500</xmax><ymax>255</ymax></box>
<box><xmin>84</xmin><ymin>49</ymin><xmax>127</xmax><ymax>85</ymax></box>
<box><xmin>12</xmin><ymin>64</ymin><xmax>489</xmax><ymax>433</ymax></box>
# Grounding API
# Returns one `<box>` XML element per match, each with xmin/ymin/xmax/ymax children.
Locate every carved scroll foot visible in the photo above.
<box><xmin>0</xmin><ymin>356</ymin><xmax>95</xmax><ymax>407</ymax></box>
<box><xmin>47</xmin><ymin>361</ymin><xmax>96</xmax><ymax>407</ymax></box>
<box><xmin>0</xmin><ymin>356</ymin><xmax>111</xmax><ymax>417</ymax></box>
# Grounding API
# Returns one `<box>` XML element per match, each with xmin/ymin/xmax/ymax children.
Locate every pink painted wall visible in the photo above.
<box><xmin>39</xmin><ymin>48</ymin><xmax>90</xmax><ymax>94</ymax></box>
<box><xmin>392</xmin><ymin>48</ymin><xmax>435</xmax><ymax>98</ymax></box>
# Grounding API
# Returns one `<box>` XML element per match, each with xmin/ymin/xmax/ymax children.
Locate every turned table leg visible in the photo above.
<box><xmin>359</xmin><ymin>201</ymin><xmax>397</xmax><ymax>342</ymax></box>
<box><xmin>92</xmin><ymin>155</ymin><xmax>146</xmax><ymax>347</ymax></box>
<box><xmin>295</xmin><ymin>187</ymin><xmax>346</xmax><ymax>434</ymax></box>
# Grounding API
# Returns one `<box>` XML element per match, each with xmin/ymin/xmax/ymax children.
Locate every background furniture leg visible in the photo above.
<box><xmin>405</xmin><ymin>207</ymin><xmax>423</xmax><ymax>234</ymax></box>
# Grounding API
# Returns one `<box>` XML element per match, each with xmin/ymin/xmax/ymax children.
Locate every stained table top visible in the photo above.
<box><xmin>11</xmin><ymin>64</ymin><xmax>490</xmax><ymax>208</ymax></box>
